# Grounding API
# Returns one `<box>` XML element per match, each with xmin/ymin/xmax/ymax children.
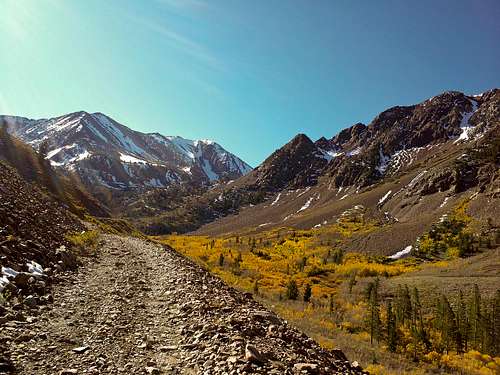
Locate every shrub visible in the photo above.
<box><xmin>307</xmin><ymin>266</ymin><xmax>328</xmax><ymax>277</ymax></box>
<box><xmin>65</xmin><ymin>230</ymin><xmax>99</xmax><ymax>256</ymax></box>
<box><xmin>286</xmin><ymin>279</ymin><xmax>299</xmax><ymax>300</ymax></box>
<box><xmin>303</xmin><ymin>283</ymin><xmax>312</xmax><ymax>302</ymax></box>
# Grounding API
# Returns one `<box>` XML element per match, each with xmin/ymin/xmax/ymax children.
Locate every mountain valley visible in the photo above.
<box><xmin>3</xmin><ymin>2</ymin><xmax>500</xmax><ymax>374</ymax></box>
<box><xmin>1</xmin><ymin>89</ymin><xmax>499</xmax><ymax>375</ymax></box>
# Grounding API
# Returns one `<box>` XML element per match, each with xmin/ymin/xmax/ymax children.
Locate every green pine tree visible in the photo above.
<box><xmin>469</xmin><ymin>284</ymin><xmax>482</xmax><ymax>350</ymax></box>
<box><xmin>253</xmin><ymin>279</ymin><xmax>259</xmax><ymax>296</ymax></box>
<box><xmin>348</xmin><ymin>271</ymin><xmax>357</xmax><ymax>294</ymax></box>
<box><xmin>386</xmin><ymin>300</ymin><xmax>397</xmax><ymax>352</ymax></box>
<box><xmin>329</xmin><ymin>294</ymin><xmax>335</xmax><ymax>314</ymax></box>
<box><xmin>412</xmin><ymin>287</ymin><xmax>429</xmax><ymax>349</ymax></box>
<box><xmin>303</xmin><ymin>283</ymin><xmax>312</xmax><ymax>303</ymax></box>
<box><xmin>285</xmin><ymin>279</ymin><xmax>299</xmax><ymax>300</ymax></box>
<box><xmin>437</xmin><ymin>295</ymin><xmax>458</xmax><ymax>353</ymax></box>
<box><xmin>299</xmin><ymin>256</ymin><xmax>307</xmax><ymax>272</ymax></box>
<box><xmin>366</xmin><ymin>278</ymin><xmax>382</xmax><ymax>345</ymax></box>
<box><xmin>456</xmin><ymin>290</ymin><xmax>469</xmax><ymax>352</ymax></box>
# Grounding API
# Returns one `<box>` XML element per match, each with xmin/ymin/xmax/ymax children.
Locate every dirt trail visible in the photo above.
<box><xmin>2</xmin><ymin>234</ymin><xmax>363</xmax><ymax>374</ymax></box>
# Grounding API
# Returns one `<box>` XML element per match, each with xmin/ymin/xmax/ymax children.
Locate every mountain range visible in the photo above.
<box><xmin>88</xmin><ymin>89</ymin><xmax>494</xmax><ymax>241</ymax></box>
<box><xmin>190</xmin><ymin>90</ymin><xmax>499</xmax><ymax>252</ymax></box>
<box><xmin>1</xmin><ymin>89</ymin><xmax>499</xmax><ymax>247</ymax></box>
<box><xmin>1</xmin><ymin>111</ymin><xmax>252</xmax><ymax>190</ymax></box>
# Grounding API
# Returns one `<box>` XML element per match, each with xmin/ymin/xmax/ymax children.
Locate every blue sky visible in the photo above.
<box><xmin>1</xmin><ymin>0</ymin><xmax>499</xmax><ymax>166</ymax></box>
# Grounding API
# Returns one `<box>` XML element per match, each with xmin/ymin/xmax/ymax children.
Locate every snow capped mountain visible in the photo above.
<box><xmin>0</xmin><ymin>111</ymin><xmax>252</xmax><ymax>189</ymax></box>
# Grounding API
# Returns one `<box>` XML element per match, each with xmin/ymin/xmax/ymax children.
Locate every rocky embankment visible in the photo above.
<box><xmin>0</xmin><ymin>161</ymin><xmax>85</xmax><ymax>371</ymax></box>
<box><xmin>1</xmin><ymin>234</ymin><xmax>364</xmax><ymax>374</ymax></box>
<box><xmin>0</xmin><ymin>161</ymin><xmax>83</xmax><ymax>270</ymax></box>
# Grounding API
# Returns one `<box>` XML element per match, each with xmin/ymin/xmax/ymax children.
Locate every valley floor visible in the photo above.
<box><xmin>1</xmin><ymin>234</ymin><xmax>361</xmax><ymax>375</ymax></box>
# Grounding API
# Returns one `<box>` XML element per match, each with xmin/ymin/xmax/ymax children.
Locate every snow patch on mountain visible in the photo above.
<box><xmin>166</xmin><ymin>136</ymin><xmax>197</xmax><ymax>160</ymax></box>
<box><xmin>46</xmin><ymin>144</ymin><xmax>78</xmax><ymax>159</ymax></box>
<box><xmin>297</xmin><ymin>197</ymin><xmax>313</xmax><ymax>213</ymax></box>
<box><xmin>439</xmin><ymin>196</ymin><xmax>450</xmax><ymax>208</ymax></box>
<box><xmin>318</xmin><ymin>148</ymin><xmax>342</xmax><ymax>162</ymax></box>
<box><xmin>375</xmin><ymin>147</ymin><xmax>391</xmax><ymax>174</ymax></box>
<box><xmin>296</xmin><ymin>187</ymin><xmax>311</xmax><ymax>197</ymax></box>
<box><xmin>271</xmin><ymin>193</ymin><xmax>281</xmax><ymax>206</ymax></box>
<box><xmin>47</xmin><ymin>113</ymin><xmax>86</xmax><ymax>132</ymax></box>
<box><xmin>201</xmin><ymin>159</ymin><xmax>218</xmax><ymax>181</ymax></box>
<box><xmin>50</xmin><ymin>150</ymin><xmax>91</xmax><ymax>167</ymax></box>
<box><xmin>86</xmin><ymin>121</ymin><xmax>108</xmax><ymax>143</ymax></box>
<box><xmin>347</xmin><ymin>147</ymin><xmax>362</xmax><ymax>156</ymax></box>
<box><xmin>92</xmin><ymin>113</ymin><xmax>146</xmax><ymax>156</ymax></box>
<box><xmin>388</xmin><ymin>147</ymin><xmax>424</xmax><ymax>174</ymax></box>
<box><xmin>408</xmin><ymin>170</ymin><xmax>427</xmax><ymax>189</ymax></box>
<box><xmin>389</xmin><ymin>245</ymin><xmax>412</xmax><ymax>260</ymax></box>
<box><xmin>454</xmin><ymin>100</ymin><xmax>479</xmax><ymax>143</ymax></box>
<box><xmin>378</xmin><ymin>190</ymin><xmax>392</xmax><ymax>205</ymax></box>
<box><xmin>120</xmin><ymin>153</ymin><xmax>149</xmax><ymax>165</ymax></box>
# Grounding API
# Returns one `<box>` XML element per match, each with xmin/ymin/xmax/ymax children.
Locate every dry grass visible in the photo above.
<box><xmin>65</xmin><ymin>230</ymin><xmax>100</xmax><ymax>256</ymax></box>
<box><xmin>386</xmin><ymin>249</ymin><xmax>500</xmax><ymax>306</ymax></box>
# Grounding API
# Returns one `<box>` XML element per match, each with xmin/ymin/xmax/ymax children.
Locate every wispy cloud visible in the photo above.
<box><xmin>1</xmin><ymin>0</ymin><xmax>67</xmax><ymax>41</ymax></box>
<box><xmin>188</xmin><ymin>75</ymin><xmax>224</xmax><ymax>98</ymax></box>
<box><xmin>154</xmin><ymin>0</ymin><xmax>208</xmax><ymax>11</ymax></box>
<box><xmin>126</xmin><ymin>13</ymin><xmax>223</xmax><ymax>72</ymax></box>
<box><xmin>1</xmin><ymin>0</ymin><xmax>36</xmax><ymax>40</ymax></box>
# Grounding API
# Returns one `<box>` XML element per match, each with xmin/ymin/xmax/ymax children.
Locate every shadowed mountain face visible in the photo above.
<box><xmin>0</xmin><ymin>111</ymin><xmax>252</xmax><ymax>190</ymax></box>
<box><xmin>250</xmin><ymin>134</ymin><xmax>329</xmax><ymax>190</ymax></box>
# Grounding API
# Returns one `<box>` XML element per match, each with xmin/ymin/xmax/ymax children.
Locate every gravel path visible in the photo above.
<box><xmin>2</xmin><ymin>234</ymin><xmax>363</xmax><ymax>374</ymax></box>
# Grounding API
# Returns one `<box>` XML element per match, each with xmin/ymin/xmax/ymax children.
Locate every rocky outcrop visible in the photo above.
<box><xmin>251</xmin><ymin>134</ymin><xmax>328</xmax><ymax>190</ymax></box>
<box><xmin>0</xmin><ymin>161</ymin><xmax>86</xmax><ymax>372</ymax></box>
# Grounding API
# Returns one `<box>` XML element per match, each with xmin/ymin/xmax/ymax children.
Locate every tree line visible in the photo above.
<box><xmin>365</xmin><ymin>280</ymin><xmax>500</xmax><ymax>358</ymax></box>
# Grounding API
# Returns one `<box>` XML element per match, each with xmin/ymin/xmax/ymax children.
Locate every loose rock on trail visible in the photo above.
<box><xmin>1</xmin><ymin>234</ymin><xmax>364</xmax><ymax>374</ymax></box>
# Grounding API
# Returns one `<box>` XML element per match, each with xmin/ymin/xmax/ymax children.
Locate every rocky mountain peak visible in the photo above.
<box><xmin>330</xmin><ymin>122</ymin><xmax>367</xmax><ymax>148</ymax></box>
<box><xmin>250</xmin><ymin>133</ymin><xmax>328</xmax><ymax>190</ymax></box>
<box><xmin>289</xmin><ymin>133</ymin><xmax>314</xmax><ymax>146</ymax></box>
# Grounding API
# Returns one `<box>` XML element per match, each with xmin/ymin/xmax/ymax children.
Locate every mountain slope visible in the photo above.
<box><xmin>0</xmin><ymin>122</ymin><xmax>107</xmax><ymax>217</ymax></box>
<box><xmin>131</xmin><ymin>90</ymin><xmax>499</xmax><ymax>242</ymax></box>
<box><xmin>1</xmin><ymin>111</ymin><xmax>252</xmax><ymax>190</ymax></box>
<box><xmin>0</xmin><ymin>160</ymin><xmax>84</xmax><ymax>271</ymax></box>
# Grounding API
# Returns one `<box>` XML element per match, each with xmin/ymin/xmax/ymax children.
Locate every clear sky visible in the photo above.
<box><xmin>1</xmin><ymin>0</ymin><xmax>499</xmax><ymax>166</ymax></box>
